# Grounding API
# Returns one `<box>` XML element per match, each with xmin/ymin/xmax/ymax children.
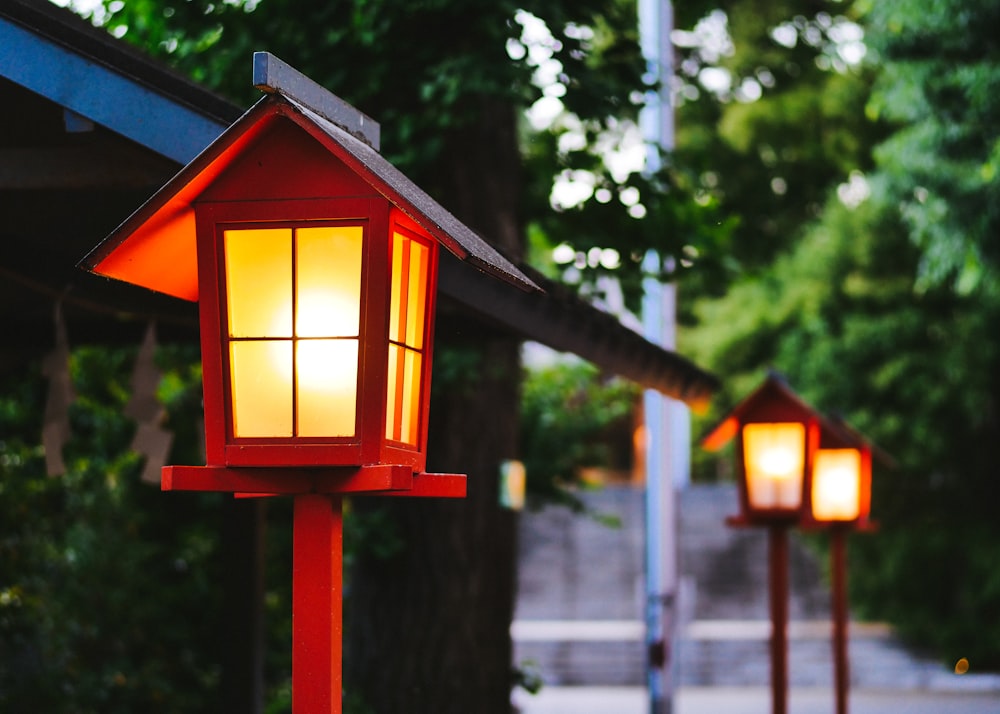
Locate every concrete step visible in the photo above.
<box><xmin>514</xmin><ymin>483</ymin><xmax>967</xmax><ymax>690</ymax></box>
<box><xmin>511</xmin><ymin>618</ymin><xmax>924</xmax><ymax>688</ymax></box>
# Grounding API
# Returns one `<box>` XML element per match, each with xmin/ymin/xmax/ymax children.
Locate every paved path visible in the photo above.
<box><xmin>513</xmin><ymin>685</ymin><xmax>1000</xmax><ymax>714</ymax></box>
<box><xmin>513</xmin><ymin>483</ymin><xmax>1000</xmax><ymax>704</ymax></box>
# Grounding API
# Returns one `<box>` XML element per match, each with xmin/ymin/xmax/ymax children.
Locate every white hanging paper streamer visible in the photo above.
<box><xmin>41</xmin><ymin>303</ymin><xmax>74</xmax><ymax>477</ymax></box>
<box><xmin>125</xmin><ymin>323</ymin><xmax>174</xmax><ymax>485</ymax></box>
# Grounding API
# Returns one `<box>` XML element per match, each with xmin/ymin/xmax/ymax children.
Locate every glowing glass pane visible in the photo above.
<box><xmin>389</xmin><ymin>235</ymin><xmax>407</xmax><ymax>344</ymax></box>
<box><xmin>405</xmin><ymin>240</ymin><xmax>429</xmax><ymax>349</ymax></box>
<box><xmin>225</xmin><ymin>229</ymin><xmax>292</xmax><ymax>338</ymax></box>
<box><xmin>401</xmin><ymin>348</ymin><xmax>421</xmax><ymax>445</ymax></box>
<box><xmin>297</xmin><ymin>339</ymin><xmax>358</xmax><ymax>437</ymax></box>
<box><xmin>385</xmin><ymin>230</ymin><xmax>430</xmax><ymax>446</ymax></box>
<box><xmin>742</xmin><ymin>422</ymin><xmax>805</xmax><ymax>510</ymax></box>
<box><xmin>386</xmin><ymin>344</ymin><xmax>401</xmax><ymax>441</ymax></box>
<box><xmin>385</xmin><ymin>344</ymin><xmax>422</xmax><ymax>445</ymax></box>
<box><xmin>230</xmin><ymin>340</ymin><xmax>293</xmax><ymax>437</ymax></box>
<box><xmin>811</xmin><ymin>449</ymin><xmax>861</xmax><ymax>521</ymax></box>
<box><xmin>296</xmin><ymin>226</ymin><xmax>363</xmax><ymax>338</ymax></box>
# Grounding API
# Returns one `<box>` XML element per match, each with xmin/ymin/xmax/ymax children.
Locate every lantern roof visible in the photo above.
<box><xmin>701</xmin><ymin>371</ymin><xmax>821</xmax><ymax>451</ymax></box>
<box><xmin>703</xmin><ymin>372</ymin><xmax>895</xmax><ymax>468</ymax></box>
<box><xmin>80</xmin><ymin>65</ymin><xmax>538</xmax><ymax>300</ymax></box>
<box><xmin>821</xmin><ymin>413</ymin><xmax>896</xmax><ymax>468</ymax></box>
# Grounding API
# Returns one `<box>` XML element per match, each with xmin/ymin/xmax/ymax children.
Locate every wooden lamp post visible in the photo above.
<box><xmin>701</xmin><ymin>373</ymin><xmax>821</xmax><ymax>714</ymax></box>
<box><xmin>80</xmin><ymin>53</ymin><xmax>536</xmax><ymax>713</ymax></box>
<box><xmin>804</xmin><ymin>418</ymin><xmax>876</xmax><ymax>714</ymax></box>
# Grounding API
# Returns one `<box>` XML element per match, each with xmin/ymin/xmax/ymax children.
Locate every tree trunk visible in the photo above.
<box><xmin>344</xmin><ymin>97</ymin><xmax>523</xmax><ymax>714</ymax></box>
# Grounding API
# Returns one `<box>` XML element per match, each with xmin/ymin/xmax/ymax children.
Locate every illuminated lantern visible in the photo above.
<box><xmin>702</xmin><ymin>373</ymin><xmax>821</xmax><ymax>524</ymax></box>
<box><xmin>80</xmin><ymin>53</ymin><xmax>534</xmax><ymax>491</ymax></box>
<box><xmin>78</xmin><ymin>54</ymin><xmax>538</xmax><ymax>714</ymax></box>
<box><xmin>807</xmin><ymin>418</ymin><xmax>873</xmax><ymax>528</ymax></box>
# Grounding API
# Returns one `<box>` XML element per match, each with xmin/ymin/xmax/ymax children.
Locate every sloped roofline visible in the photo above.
<box><xmin>81</xmin><ymin>92</ymin><xmax>537</xmax><ymax>296</ymax></box>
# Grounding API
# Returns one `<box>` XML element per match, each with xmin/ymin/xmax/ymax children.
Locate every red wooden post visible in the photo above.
<box><xmin>831</xmin><ymin>526</ymin><xmax>849</xmax><ymax>714</ymax></box>
<box><xmin>293</xmin><ymin>494</ymin><xmax>344</xmax><ymax>714</ymax></box>
<box><xmin>768</xmin><ymin>524</ymin><xmax>789</xmax><ymax>714</ymax></box>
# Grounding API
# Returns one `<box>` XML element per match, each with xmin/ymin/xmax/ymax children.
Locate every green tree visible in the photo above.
<box><xmin>864</xmin><ymin>0</ymin><xmax>1000</xmax><ymax>293</ymax></box>
<box><xmin>519</xmin><ymin>360</ymin><xmax>640</xmax><ymax>507</ymax></box>
<box><xmin>671</xmin><ymin>0</ymin><xmax>882</xmax><ymax>299</ymax></box>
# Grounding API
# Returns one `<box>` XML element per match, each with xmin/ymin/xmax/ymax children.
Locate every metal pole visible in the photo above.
<box><xmin>831</xmin><ymin>527</ymin><xmax>850</xmax><ymax>714</ymax></box>
<box><xmin>293</xmin><ymin>494</ymin><xmax>343</xmax><ymax>714</ymax></box>
<box><xmin>769</xmin><ymin>524</ymin><xmax>789</xmax><ymax>714</ymax></box>
<box><xmin>639</xmin><ymin>2</ymin><xmax>681</xmax><ymax>712</ymax></box>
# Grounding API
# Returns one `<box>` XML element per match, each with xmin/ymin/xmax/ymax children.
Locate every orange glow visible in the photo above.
<box><xmin>742</xmin><ymin>422</ymin><xmax>805</xmax><ymax>510</ymax></box>
<box><xmin>91</xmin><ymin>206</ymin><xmax>200</xmax><ymax>301</ymax></box>
<box><xmin>812</xmin><ymin>449</ymin><xmax>861</xmax><ymax>521</ymax></box>
<box><xmin>386</xmin><ymin>230</ymin><xmax>430</xmax><ymax>445</ymax></box>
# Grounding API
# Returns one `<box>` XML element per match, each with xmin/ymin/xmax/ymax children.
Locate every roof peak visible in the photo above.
<box><xmin>252</xmin><ymin>52</ymin><xmax>380</xmax><ymax>151</ymax></box>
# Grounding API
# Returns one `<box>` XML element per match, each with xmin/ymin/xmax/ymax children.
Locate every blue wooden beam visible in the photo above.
<box><xmin>0</xmin><ymin>16</ymin><xmax>227</xmax><ymax>163</ymax></box>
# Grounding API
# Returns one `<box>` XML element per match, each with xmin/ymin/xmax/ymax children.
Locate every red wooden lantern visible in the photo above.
<box><xmin>806</xmin><ymin>418</ymin><xmax>873</xmax><ymax>528</ymax></box>
<box><xmin>79</xmin><ymin>54</ymin><xmax>538</xmax><ymax>714</ymax></box>
<box><xmin>80</xmin><ymin>54</ymin><xmax>534</xmax><ymax>493</ymax></box>
<box><xmin>702</xmin><ymin>373</ymin><xmax>821</xmax><ymax>524</ymax></box>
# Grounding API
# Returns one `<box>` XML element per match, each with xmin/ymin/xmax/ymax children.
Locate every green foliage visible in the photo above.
<box><xmin>0</xmin><ymin>348</ymin><xmax>224</xmax><ymax>712</ymax></box>
<box><xmin>519</xmin><ymin>360</ymin><xmax>639</xmax><ymax>509</ymax></box>
<box><xmin>865</xmin><ymin>0</ymin><xmax>1000</xmax><ymax>293</ymax></box>
<box><xmin>671</xmin><ymin>0</ymin><xmax>885</xmax><ymax>301</ymax></box>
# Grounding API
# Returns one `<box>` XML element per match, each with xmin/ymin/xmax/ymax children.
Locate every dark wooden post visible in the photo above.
<box><xmin>831</xmin><ymin>526</ymin><xmax>850</xmax><ymax>714</ymax></box>
<box><xmin>768</xmin><ymin>524</ymin><xmax>789</xmax><ymax>714</ymax></box>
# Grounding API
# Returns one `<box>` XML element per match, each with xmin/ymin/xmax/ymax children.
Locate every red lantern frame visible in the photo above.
<box><xmin>79</xmin><ymin>55</ymin><xmax>540</xmax><ymax>713</ymax></box>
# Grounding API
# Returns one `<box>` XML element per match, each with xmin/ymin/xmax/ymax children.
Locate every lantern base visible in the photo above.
<box><xmin>161</xmin><ymin>464</ymin><xmax>466</xmax><ymax>498</ymax></box>
<box><xmin>725</xmin><ymin>513</ymin><xmax>800</xmax><ymax>529</ymax></box>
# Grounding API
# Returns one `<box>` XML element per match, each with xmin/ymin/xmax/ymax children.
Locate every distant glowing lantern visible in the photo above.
<box><xmin>806</xmin><ymin>418</ymin><xmax>874</xmax><ymax>528</ymax></box>
<box><xmin>702</xmin><ymin>373</ymin><xmax>820</xmax><ymax>523</ymax></box>
<box><xmin>702</xmin><ymin>374</ymin><xmax>882</xmax><ymax>714</ymax></box>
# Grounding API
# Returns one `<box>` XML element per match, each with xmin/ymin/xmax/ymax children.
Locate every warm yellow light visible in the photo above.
<box><xmin>811</xmin><ymin>449</ymin><xmax>861</xmax><ymax>521</ymax></box>
<box><xmin>225</xmin><ymin>228</ymin><xmax>292</xmax><ymax>337</ymax></box>
<box><xmin>296</xmin><ymin>340</ymin><xmax>358</xmax><ymax>437</ymax></box>
<box><xmin>386</xmin><ymin>230</ymin><xmax>430</xmax><ymax>446</ymax></box>
<box><xmin>743</xmin><ymin>422</ymin><xmax>805</xmax><ymax>510</ymax></box>
<box><xmin>224</xmin><ymin>225</ymin><xmax>363</xmax><ymax>440</ymax></box>
<box><xmin>295</xmin><ymin>226</ymin><xmax>362</xmax><ymax>338</ymax></box>
<box><xmin>230</xmin><ymin>340</ymin><xmax>293</xmax><ymax>437</ymax></box>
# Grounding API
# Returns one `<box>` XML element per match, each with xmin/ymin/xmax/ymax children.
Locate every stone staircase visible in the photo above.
<box><xmin>513</xmin><ymin>483</ymin><xmax>969</xmax><ymax>690</ymax></box>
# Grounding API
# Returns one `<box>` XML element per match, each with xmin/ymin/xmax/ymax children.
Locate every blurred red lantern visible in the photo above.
<box><xmin>703</xmin><ymin>373</ymin><xmax>821</xmax><ymax>524</ymax></box>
